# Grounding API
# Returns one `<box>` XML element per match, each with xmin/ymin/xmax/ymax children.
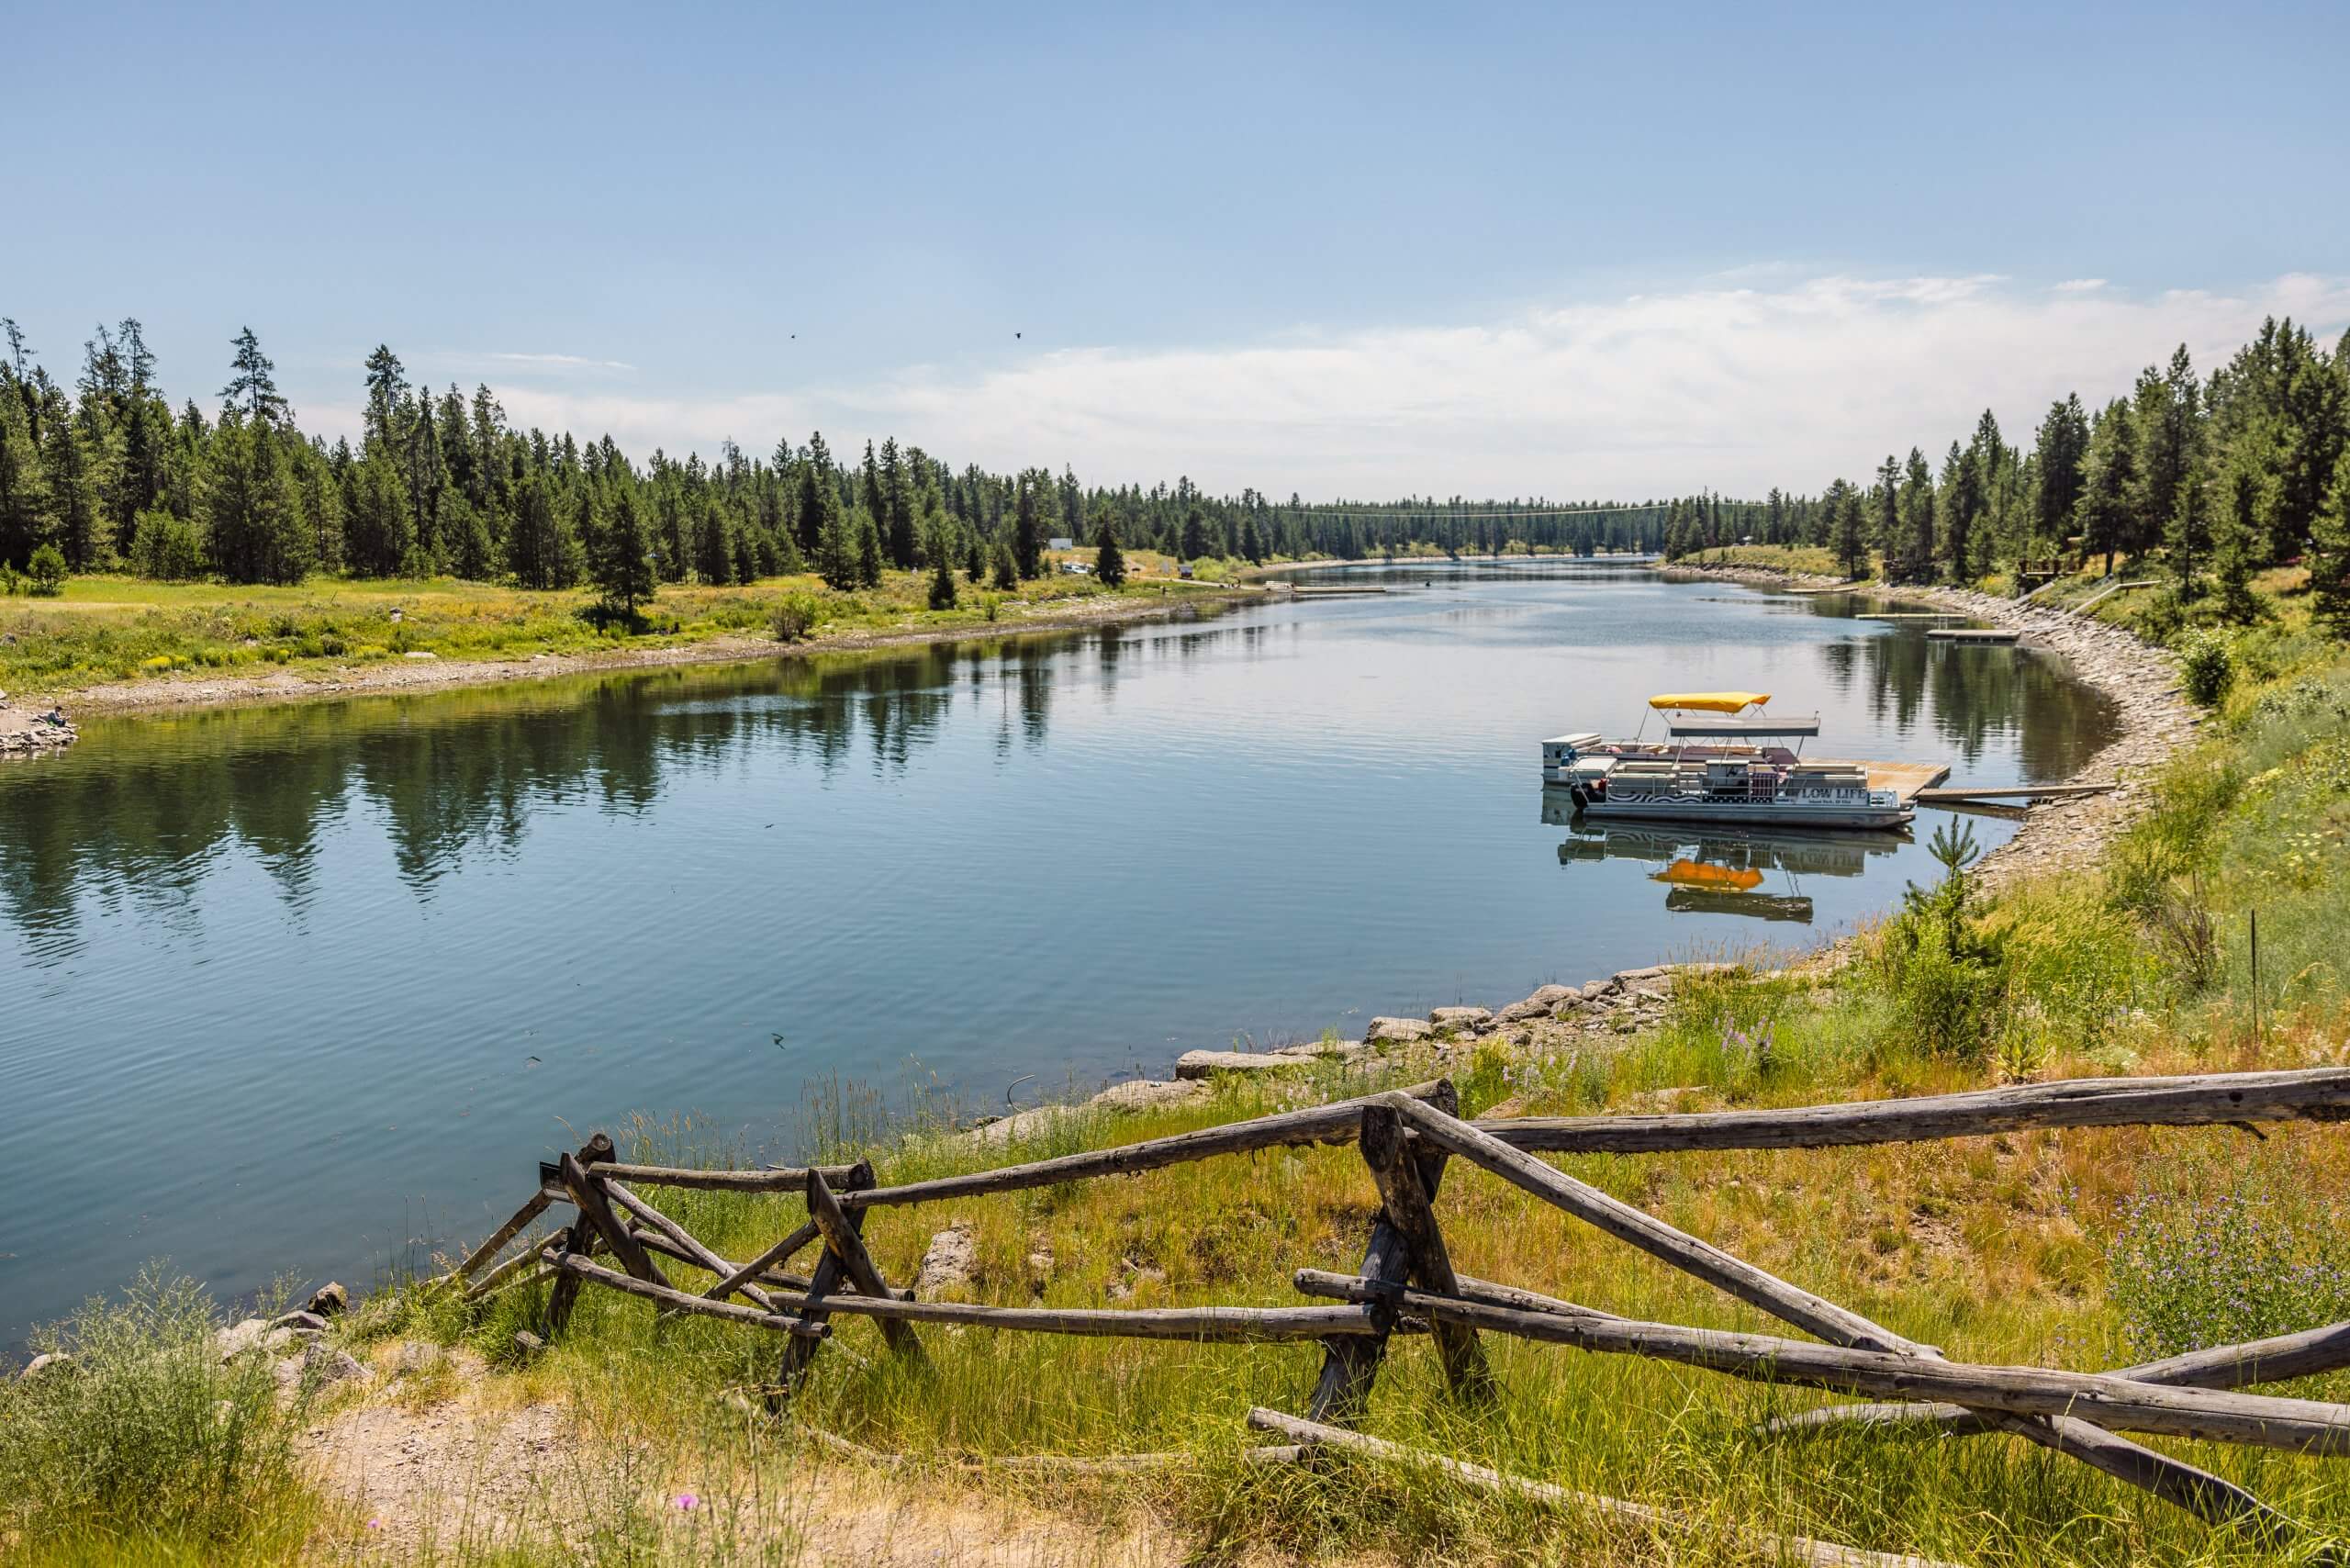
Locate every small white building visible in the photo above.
<box><xmin>1047</xmin><ymin>536</ymin><xmax>1076</xmax><ymax>552</ymax></box>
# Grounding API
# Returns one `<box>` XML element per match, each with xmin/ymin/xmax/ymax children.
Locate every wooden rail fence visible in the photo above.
<box><xmin>439</xmin><ymin>1068</ymin><xmax>2350</xmax><ymax>1563</ymax></box>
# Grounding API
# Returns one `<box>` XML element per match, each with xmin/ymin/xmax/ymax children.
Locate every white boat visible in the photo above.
<box><xmin>1539</xmin><ymin>693</ymin><xmax>1912</xmax><ymax>832</ymax></box>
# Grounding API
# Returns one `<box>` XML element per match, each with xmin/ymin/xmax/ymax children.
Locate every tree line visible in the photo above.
<box><xmin>0</xmin><ymin>320</ymin><xmax>1677</xmax><ymax>609</ymax></box>
<box><xmin>1670</xmin><ymin>318</ymin><xmax>2350</xmax><ymax>632</ymax></box>
<box><xmin>5</xmin><ymin>312</ymin><xmax>2346</xmax><ymax>633</ymax></box>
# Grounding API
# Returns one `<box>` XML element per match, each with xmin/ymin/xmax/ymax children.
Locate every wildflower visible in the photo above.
<box><xmin>674</xmin><ymin>1493</ymin><xmax>699</xmax><ymax>1511</ymax></box>
<box><xmin>365</xmin><ymin>1517</ymin><xmax>384</xmax><ymax>1530</ymax></box>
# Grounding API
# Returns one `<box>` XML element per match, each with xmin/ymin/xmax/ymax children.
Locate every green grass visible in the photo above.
<box><xmin>19</xmin><ymin>568</ymin><xmax>2350</xmax><ymax>1565</ymax></box>
<box><xmin>1678</xmin><ymin>543</ymin><xmax>1848</xmax><ymax>577</ymax></box>
<box><xmin>0</xmin><ymin>554</ymin><xmax>1249</xmax><ymax>695</ymax></box>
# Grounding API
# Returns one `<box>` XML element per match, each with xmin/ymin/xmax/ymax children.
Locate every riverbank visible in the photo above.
<box><xmin>14</xmin><ymin>577</ymin><xmax>1259</xmax><ymax>722</ymax></box>
<box><xmin>1668</xmin><ymin>558</ymin><xmax>2195</xmax><ymax>890</ymax></box>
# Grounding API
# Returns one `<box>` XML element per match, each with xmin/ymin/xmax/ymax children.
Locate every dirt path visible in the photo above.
<box><xmin>32</xmin><ymin>585</ymin><xmax>1262</xmax><ymax>721</ymax></box>
<box><xmin>1672</xmin><ymin>563</ymin><xmax>2195</xmax><ymax>887</ymax></box>
<box><xmin>300</xmin><ymin>1351</ymin><xmax>1190</xmax><ymax>1566</ymax></box>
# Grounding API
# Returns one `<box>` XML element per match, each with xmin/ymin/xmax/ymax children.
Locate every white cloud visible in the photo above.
<box><xmin>305</xmin><ymin>273</ymin><xmax>2350</xmax><ymax>497</ymax></box>
<box><xmin>2053</xmin><ymin>278</ymin><xmax>2109</xmax><ymax>293</ymax></box>
<box><xmin>478</xmin><ymin>352</ymin><xmax>637</xmax><ymax>372</ymax></box>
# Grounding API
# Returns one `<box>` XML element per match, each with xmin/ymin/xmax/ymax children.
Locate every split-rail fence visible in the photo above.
<box><xmin>440</xmin><ymin>1067</ymin><xmax>2350</xmax><ymax>1566</ymax></box>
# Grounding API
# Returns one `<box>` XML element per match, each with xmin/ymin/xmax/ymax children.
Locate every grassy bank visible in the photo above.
<box><xmin>0</xmin><ymin>551</ymin><xmax>1256</xmax><ymax>700</ymax></box>
<box><xmin>12</xmin><ymin>572</ymin><xmax>2350</xmax><ymax>1566</ymax></box>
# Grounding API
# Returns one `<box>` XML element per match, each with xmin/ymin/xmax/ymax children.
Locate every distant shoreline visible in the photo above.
<box><xmin>27</xmin><ymin>581</ymin><xmax>1265</xmax><ymax>725</ymax></box>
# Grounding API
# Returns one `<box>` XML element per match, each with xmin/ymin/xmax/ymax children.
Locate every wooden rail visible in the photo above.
<box><xmin>438</xmin><ymin>1064</ymin><xmax>2350</xmax><ymax>1556</ymax></box>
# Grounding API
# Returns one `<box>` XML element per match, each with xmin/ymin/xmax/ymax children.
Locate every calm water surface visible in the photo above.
<box><xmin>0</xmin><ymin>565</ymin><xmax>2116</xmax><ymax>1342</ymax></box>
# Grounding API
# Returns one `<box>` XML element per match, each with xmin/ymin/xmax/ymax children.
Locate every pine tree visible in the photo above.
<box><xmin>965</xmin><ymin>530</ymin><xmax>986</xmax><ymax>582</ymax></box>
<box><xmin>203</xmin><ymin>412</ymin><xmax>311</xmax><ymax>584</ymax></box>
<box><xmin>1094</xmin><ymin>515</ymin><xmax>1126</xmax><ymax>587</ymax></box>
<box><xmin>219</xmin><ymin>327</ymin><xmax>289</xmax><ymax>424</ymax></box>
<box><xmin>853</xmin><ymin>506</ymin><xmax>883</xmax><ymax>588</ymax></box>
<box><xmin>2211</xmin><ymin>454</ymin><xmax>2264</xmax><ymax>623</ymax></box>
<box><xmin>588</xmin><ymin>485</ymin><xmax>655</xmax><ymax>620</ymax></box>
<box><xmin>1827</xmin><ymin>479</ymin><xmax>1866</xmax><ymax>578</ymax></box>
<box><xmin>2166</xmin><ymin>460</ymin><xmax>2213</xmax><ymax>601</ymax></box>
<box><xmin>2076</xmin><ymin>398</ymin><xmax>2139</xmax><ymax>574</ymax></box>
<box><xmin>796</xmin><ymin>431</ymin><xmax>838</xmax><ymax>556</ymax></box>
<box><xmin>1013</xmin><ymin>468</ymin><xmax>1049</xmax><ymax>577</ymax></box>
<box><xmin>2310</xmin><ymin>443</ymin><xmax>2350</xmax><ymax>638</ymax></box>
<box><xmin>928</xmin><ymin>551</ymin><xmax>957</xmax><ymax>609</ymax></box>
<box><xmin>991</xmin><ymin>538</ymin><xmax>1019</xmax><ymax>590</ymax></box>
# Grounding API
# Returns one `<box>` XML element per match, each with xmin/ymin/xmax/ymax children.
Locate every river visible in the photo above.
<box><xmin>0</xmin><ymin>563</ymin><xmax>2116</xmax><ymax>1344</ymax></box>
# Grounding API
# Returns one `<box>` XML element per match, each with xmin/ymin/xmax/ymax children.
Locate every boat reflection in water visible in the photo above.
<box><xmin>1544</xmin><ymin>788</ymin><xmax>1909</xmax><ymax>924</ymax></box>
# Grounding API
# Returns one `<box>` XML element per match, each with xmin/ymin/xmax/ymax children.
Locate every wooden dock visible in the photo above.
<box><xmin>1808</xmin><ymin>757</ymin><xmax>1951</xmax><ymax>805</ymax></box>
<box><xmin>1289</xmin><ymin>585</ymin><xmax>1390</xmax><ymax>597</ymax></box>
<box><xmin>1915</xmin><ymin>781</ymin><xmax>2114</xmax><ymax>805</ymax></box>
<box><xmin>1925</xmin><ymin>627</ymin><xmax>2021</xmax><ymax>644</ymax></box>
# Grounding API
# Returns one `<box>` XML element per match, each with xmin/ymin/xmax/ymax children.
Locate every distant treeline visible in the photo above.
<box><xmin>0</xmin><ymin>319</ymin><xmax>1665</xmax><ymax>596</ymax></box>
<box><xmin>1684</xmin><ymin>318</ymin><xmax>2350</xmax><ymax>629</ymax></box>
<box><xmin>4</xmin><ymin>313</ymin><xmax>2346</xmax><ymax>629</ymax></box>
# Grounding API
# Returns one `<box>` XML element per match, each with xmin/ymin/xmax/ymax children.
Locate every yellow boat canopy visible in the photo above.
<box><xmin>1653</xmin><ymin>860</ymin><xmax>1765</xmax><ymax>892</ymax></box>
<box><xmin>1648</xmin><ymin>691</ymin><xmax>1770</xmax><ymax>714</ymax></box>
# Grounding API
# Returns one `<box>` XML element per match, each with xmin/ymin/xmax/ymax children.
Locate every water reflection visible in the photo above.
<box><xmin>1547</xmin><ymin>795</ymin><xmax>1910</xmax><ymax>925</ymax></box>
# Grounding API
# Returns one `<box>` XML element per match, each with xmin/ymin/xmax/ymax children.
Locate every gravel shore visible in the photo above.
<box><xmin>1672</xmin><ymin>563</ymin><xmax>2195</xmax><ymax>888</ymax></box>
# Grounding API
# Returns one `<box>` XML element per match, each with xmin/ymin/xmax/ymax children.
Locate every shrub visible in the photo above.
<box><xmin>768</xmin><ymin>593</ymin><xmax>822</xmax><ymax>643</ymax></box>
<box><xmin>27</xmin><ymin>543</ymin><xmax>68</xmax><ymax>597</ymax></box>
<box><xmin>0</xmin><ymin>1270</ymin><xmax>313</xmax><ymax>1550</ymax></box>
<box><xmin>130</xmin><ymin>510</ymin><xmax>209</xmax><ymax>581</ymax></box>
<box><xmin>1874</xmin><ymin>823</ymin><xmax>2005</xmax><ymax>1060</ymax></box>
<box><xmin>2179</xmin><ymin>627</ymin><xmax>2234</xmax><ymax>708</ymax></box>
<box><xmin>2107</xmin><ymin>1159</ymin><xmax>2350</xmax><ymax>1359</ymax></box>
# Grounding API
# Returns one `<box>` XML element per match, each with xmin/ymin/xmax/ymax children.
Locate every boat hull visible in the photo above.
<box><xmin>1572</xmin><ymin>796</ymin><xmax>1914</xmax><ymax>831</ymax></box>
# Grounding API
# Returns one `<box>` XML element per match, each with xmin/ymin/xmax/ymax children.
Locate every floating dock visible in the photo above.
<box><xmin>1807</xmin><ymin>757</ymin><xmax>1953</xmax><ymax>805</ymax></box>
<box><xmin>1288</xmin><ymin>585</ymin><xmax>1390</xmax><ymax>597</ymax></box>
<box><xmin>1915</xmin><ymin>781</ymin><xmax>2114</xmax><ymax>805</ymax></box>
<box><xmin>1925</xmin><ymin>627</ymin><xmax>2022</xmax><ymax>644</ymax></box>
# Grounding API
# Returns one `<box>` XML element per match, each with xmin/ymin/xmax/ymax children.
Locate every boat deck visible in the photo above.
<box><xmin>1807</xmin><ymin>757</ymin><xmax>1953</xmax><ymax>804</ymax></box>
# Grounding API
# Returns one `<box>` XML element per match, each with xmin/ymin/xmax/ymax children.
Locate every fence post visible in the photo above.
<box><xmin>767</xmin><ymin>1159</ymin><xmax>879</xmax><ymax>1406</ymax></box>
<box><xmin>1306</xmin><ymin>1079</ymin><xmax>1458</xmax><ymax>1424</ymax></box>
<box><xmin>1360</xmin><ymin>1102</ymin><xmax>1493</xmax><ymax>1404</ymax></box>
<box><xmin>542</xmin><ymin>1133</ymin><xmax>615</xmax><ymax>1340</ymax></box>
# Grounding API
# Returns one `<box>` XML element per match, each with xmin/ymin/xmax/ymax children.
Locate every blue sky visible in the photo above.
<box><xmin>9</xmin><ymin>1</ymin><xmax>2347</xmax><ymax>494</ymax></box>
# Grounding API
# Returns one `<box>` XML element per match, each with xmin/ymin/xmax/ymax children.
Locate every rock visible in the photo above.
<box><xmin>387</xmin><ymin>1339</ymin><xmax>445</xmax><ymax>1376</ymax></box>
<box><xmin>1087</xmin><ymin>1078</ymin><xmax>1207</xmax><ymax>1111</ymax></box>
<box><xmin>1024</xmin><ymin>1238</ymin><xmax>1055</xmax><ymax>1278</ymax></box>
<box><xmin>18</xmin><ymin>1351</ymin><xmax>72</xmax><ymax>1382</ymax></box>
<box><xmin>512</xmin><ymin>1330</ymin><xmax>546</xmax><ymax>1359</ymax></box>
<box><xmin>402</xmin><ymin>650</ymin><xmax>438</xmax><ymax>660</ymax></box>
<box><xmin>262</xmin><ymin>1326</ymin><xmax>308</xmax><ymax>1355</ymax></box>
<box><xmin>216</xmin><ymin>1318</ymin><xmax>272</xmax><ymax>1361</ymax></box>
<box><xmin>1365</xmin><ymin>1015</ymin><xmax>1432</xmax><ymax>1045</ymax></box>
<box><xmin>915</xmin><ymin>1222</ymin><xmax>979</xmax><ymax>1293</ymax></box>
<box><xmin>1428</xmin><ymin>1006</ymin><xmax>1493</xmax><ymax>1034</ymax></box>
<box><xmin>1176</xmin><ymin>1049</ymin><xmax>1309</xmax><ymax>1079</ymax></box>
<box><xmin>274</xmin><ymin>1345</ymin><xmax>369</xmax><ymax>1390</ymax></box>
<box><xmin>304</xmin><ymin>1282</ymin><xmax>349</xmax><ymax>1317</ymax></box>
<box><xmin>1275</xmin><ymin>1037</ymin><xmax>1368</xmax><ymax>1059</ymax></box>
<box><xmin>269</xmin><ymin>1310</ymin><xmax>329</xmax><ymax>1334</ymax></box>
<box><xmin>1495</xmin><ymin>985</ymin><xmax>1577</xmax><ymax>1024</ymax></box>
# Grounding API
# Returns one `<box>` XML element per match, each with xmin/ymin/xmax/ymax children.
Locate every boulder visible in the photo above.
<box><xmin>1428</xmin><ymin>1006</ymin><xmax>1494</xmax><ymax>1034</ymax></box>
<box><xmin>1088</xmin><ymin>1078</ymin><xmax>1207</xmax><ymax>1112</ymax></box>
<box><xmin>304</xmin><ymin>1282</ymin><xmax>349</xmax><ymax>1318</ymax></box>
<box><xmin>387</xmin><ymin>1339</ymin><xmax>445</xmax><ymax>1376</ymax></box>
<box><xmin>1365</xmin><ymin>1016</ymin><xmax>1432</xmax><ymax>1045</ymax></box>
<box><xmin>1176</xmin><ymin>1049</ymin><xmax>1308</xmax><ymax>1080</ymax></box>
<box><xmin>274</xmin><ymin>1345</ymin><xmax>369</xmax><ymax>1390</ymax></box>
<box><xmin>216</xmin><ymin>1318</ymin><xmax>271</xmax><ymax>1361</ymax></box>
<box><xmin>1276</xmin><ymin>1038</ymin><xmax>1368</xmax><ymax>1059</ymax></box>
<box><xmin>915</xmin><ymin>1222</ymin><xmax>979</xmax><ymax>1294</ymax></box>
<box><xmin>269</xmin><ymin>1310</ymin><xmax>329</xmax><ymax>1334</ymax></box>
<box><xmin>1495</xmin><ymin>985</ymin><xmax>1577</xmax><ymax>1024</ymax></box>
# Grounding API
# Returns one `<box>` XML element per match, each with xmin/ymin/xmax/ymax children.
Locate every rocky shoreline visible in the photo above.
<box><xmin>0</xmin><ymin>691</ymin><xmax>79</xmax><ymax>757</ymax></box>
<box><xmin>1668</xmin><ymin>562</ymin><xmax>2195</xmax><ymax>890</ymax></box>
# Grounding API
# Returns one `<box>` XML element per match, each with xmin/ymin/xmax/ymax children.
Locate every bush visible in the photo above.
<box><xmin>2179</xmin><ymin>627</ymin><xmax>2234</xmax><ymax>707</ymax></box>
<box><xmin>130</xmin><ymin>510</ymin><xmax>210</xmax><ymax>581</ymax></box>
<box><xmin>0</xmin><ymin>1270</ymin><xmax>313</xmax><ymax>1550</ymax></box>
<box><xmin>1873</xmin><ymin>823</ymin><xmax>2005</xmax><ymax>1060</ymax></box>
<box><xmin>768</xmin><ymin>593</ymin><xmax>822</xmax><ymax>643</ymax></box>
<box><xmin>27</xmin><ymin>543</ymin><xmax>68</xmax><ymax>597</ymax></box>
<box><xmin>2107</xmin><ymin>1158</ymin><xmax>2350</xmax><ymax>1360</ymax></box>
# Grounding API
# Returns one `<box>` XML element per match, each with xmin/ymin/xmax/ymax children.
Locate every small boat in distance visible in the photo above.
<box><xmin>1539</xmin><ymin>693</ymin><xmax>1913</xmax><ymax>832</ymax></box>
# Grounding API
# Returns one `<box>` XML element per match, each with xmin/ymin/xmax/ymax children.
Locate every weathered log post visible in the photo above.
<box><xmin>1306</xmin><ymin>1078</ymin><xmax>1458</xmax><ymax>1423</ymax></box>
<box><xmin>767</xmin><ymin>1159</ymin><xmax>879</xmax><ymax>1406</ymax></box>
<box><xmin>542</xmin><ymin>1133</ymin><xmax>615</xmax><ymax>1339</ymax></box>
<box><xmin>1360</xmin><ymin>1103</ymin><xmax>1493</xmax><ymax>1403</ymax></box>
